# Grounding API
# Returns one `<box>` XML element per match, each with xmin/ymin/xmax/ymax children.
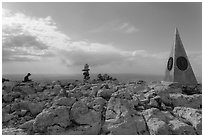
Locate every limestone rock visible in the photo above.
<box><xmin>143</xmin><ymin>108</ymin><xmax>173</xmax><ymax>135</ymax></box>
<box><xmin>2</xmin><ymin>112</ymin><xmax>15</xmax><ymax>123</ymax></box>
<box><xmin>153</xmin><ymin>84</ymin><xmax>182</xmax><ymax>94</ymax></box>
<box><xmin>70</xmin><ymin>100</ymin><xmax>102</xmax><ymax>134</ymax></box>
<box><xmin>13</xmin><ymin>101</ymin><xmax>44</xmax><ymax>116</ymax></box>
<box><xmin>47</xmin><ymin>125</ymin><xmax>65</xmax><ymax>135</ymax></box>
<box><xmin>13</xmin><ymin>85</ymin><xmax>36</xmax><ymax>95</ymax></box>
<box><xmin>33</xmin><ymin>106</ymin><xmax>71</xmax><ymax>133</ymax></box>
<box><xmin>132</xmin><ymin>85</ymin><xmax>147</xmax><ymax>94</ymax></box>
<box><xmin>2</xmin><ymin>128</ymin><xmax>27</xmax><ymax>135</ymax></box>
<box><xmin>90</xmin><ymin>97</ymin><xmax>107</xmax><ymax>112</ymax></box>
<box><xmin>53</xmin><ymin>97</ymin><xmax>76</xmax><ymax>107</ymax></box>
<box><xmin>112</xmin><ymin>89</ymin><xmax>133</xmax><ymax>100</ymax></box>
<box><xmin>70</xmin><ymin>101</ymin><xmax>101</xmax><ymax>125</ymax></box>
<box><xmin>143</xmin><ymin>108</ymin><xmax>197</xmax><ymax>135</ymax></box>
<box><xmin>28</xmin><ymin>102</ymin><xmax>44</xmax><ymax>116</ymax></box>
<box><xmin>168</xmin><ymin>119</ymin><xmax>196</xmax><ymax>135</ymax></box>
<box><xmin>64</xmin><ymin>122</ymin><xmax>101</xmax><ymax>135</ymax></box>
<box><xmin>3</xmin><ymin>104</ymin><xmax>12</xmax><ymax>113</ymax></box>
<box><xmin>147</xmin><ymin>118</ymin><xmax>170</xmax><ymax>135</ymax></box>
<box><xmin>144</xmin><ymin>90</ymin><xmax>157</xmax><ymax>100</ymax></box>
<box><xmin>2</xmin><ymin>81</ymin><xmax>18</xmax><ymax>93</ymax></box>
<box><xmin>19</xmin><ymin>119</ymin><xmax>35</xmax><ymax>131</ymax></box>
<box><xmin>3</xmin><ymin>94</ymin><xmax>14</xmax><ymax>103</ymax></box>
<box><xmin>159</xmin><ymin>93</ymin><xmax>201</xmax><ymax>109</ymax></box>
<box><xmin>63</xmin><ymin>122</ymin><xmax>101</xmax><ymax>135</ymax></box>
<box><xmin>149</xmin><ymin>98</ymin><xmax>159</xmax><ymax>108</ymax></box>
<box><xmin>52</xmin><ymin>85</ymin><xmax>62</xmax><ymax>95</ymax></box>
<box><xmin>173</xmin><ymin>107</ymin><xmax>202</xmax><ymax>134</ymax></box>
<box><xmin>91</xmin><ymin>86</ymin><xmax>100</xmax><ymax>97</ymax></box>
<box><xmin>97</xmin><ymin>88</ymin><xmax>114</xmax><ymax>100</ymax></box>
<box><xmin>171</xmin><ymin>94</ymin><xmax>201</xmax><ymax>109</ymax></box>
<box><xmin>104</xmin><ymin>97</ymin><xmax>149</xmax><ymax>135</ymax></box>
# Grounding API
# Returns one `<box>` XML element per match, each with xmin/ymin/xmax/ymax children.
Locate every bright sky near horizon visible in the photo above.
<box><xmin>2</xmin><ymin>2</ymin><xmax>202</xmax><ymax>77</ymax></box>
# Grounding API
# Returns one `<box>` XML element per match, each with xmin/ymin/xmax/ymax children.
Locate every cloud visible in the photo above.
<box><xmin>2</xmin><ymin>8</ymin><xmax>162</xmax><ymax>70</ymax></box>
<box><xmin>115</xmin><ymin>22</ymin><xmax>139</xmax><ymax>34</ymax></box>
<box><xmin>89</xmin><ymin>21</ymin><xmax>139</xmax><ymax>34</ymax></box>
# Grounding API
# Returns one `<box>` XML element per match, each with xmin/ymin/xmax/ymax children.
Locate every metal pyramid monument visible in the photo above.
<box><xmin>164</xmin><ymin>28</ymin><xmax>197</xmax><ymax>84</ymax></box>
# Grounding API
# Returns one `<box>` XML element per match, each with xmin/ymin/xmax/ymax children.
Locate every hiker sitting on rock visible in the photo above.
<box><xmin>23</xmin><ymin>73</ymin><xmax>32</xmax><ymax>82</ymax></box>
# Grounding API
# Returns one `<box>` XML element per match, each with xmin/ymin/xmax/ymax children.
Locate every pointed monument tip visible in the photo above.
<box><xmin>175</xmin><ymin>27</ymin><xmax>179</xmax><ymax>35</ymax></box>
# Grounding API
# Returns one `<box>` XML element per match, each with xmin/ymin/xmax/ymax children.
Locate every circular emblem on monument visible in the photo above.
<box><xmin>167</xmin><ymin>57</ymin><xmax>173</xmax><ymax>71</ymax></box>
<box><xmin>176</xmin><ymin>56</ymin><xmax>188</xmax><ymax>71</ymax></box>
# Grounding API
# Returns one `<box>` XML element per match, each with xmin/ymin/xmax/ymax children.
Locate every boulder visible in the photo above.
<box><xmin>28</xmin><ymin>102</ymin><xmax>44</xmax><ymax>116</ymax></box>
<box><xmin>112</xmin><ymin>89</ymin><xmax>133</xmax><ymax>100</ymax></box>
<box><xmin>97</xmin><ymin>88</ymin><xmax>114</xmax><ymax>100</ymax></box>
<box><xmin>70</xmin><ymin>100</ymin><xmax>102</xmax><ymax>134</ymax></box>
<box><xmin>13</xmin><ymin>101</ymin><xmax>44</xmax><ymax>116</ymax></box>
<box><xmin>52</xmin><ymin>85</ymin><xmax>62</xmax><ymax>95</ymax></box>
<box><xmin>143</xmin><ymin>108</ymin><xmax>172</xmax><ymax>135</ymax></box>
<box><xmin>148</xmin><ymin>98</ymin><xmax>159</xmax><ymax>108</ymax></box>
<box><xmin>143</xmin><ymin>108</ymin><xmax>197</xmax><ymax>135</ymax></box>
<box><xmin>132</xmin><ymin>85</ymin><xmax>147</xmax><ymax>94</ymax></box>
<box><xmin>173</xmin><ymin>107</ymin><xmax>202</xmax><ymax>134</ymax></box>
<box><xmin>18</xmin><ymin>109</ymin><xmax>28</xmax><ymax>117</ymax></box>
<box><xmin>153</xmin><ymin>84</ymin><xmax>182</xmax><ymax>94</ymax></box>
<box><xmin>62</xmin><ymin>122</ymin><xmax>101</xmax><ymax>135</ymax></box>
<box><xmin>168</xmin><ymin>119</ymin><xmax>196</xmax><ymax>135</ymax></box>
<box><xmin>147</xmin><ymin>118</ymin><xmax>170</xmax><ymax>135</ymax></box>
<box><xmin>2</xmin><ymin>112</ymin><xmax>15</xmax><ymax>123</ymax></box>
<box><xmin>2</xmin><ymin>81</ymin><xmax>18</xmax><ymax>93</ymax></box>
<box><xmin>47</xmin><ymin>125</ymin><xmax>65</xmax><ymax>135</ymax></box>
<box><xmin>103</xmin><ymin>97</ymin><xmax>149</xmax><ymax>135</ymax></box>
<box><xmin>33</xmin><ymin>106</ymin><xmax>71</xmax><ymax>133</ymax></box>
<box><xmin>3</xmin><ymin>94</ymin><xmax>14</xmax><ymax>103</ymax></box>
<box><xmin>10</xmin><ymin>91</ymin><xmax>22</xmax><ymax>98</ymax></box>
<box><xmin>144</xmin><ymin>90</ymin><xmax>157</xmax><ymax>100</ymax></box>
<box><xmin>19</xmin><ymin>119</ymin><xmax>35</xmax><ymax>131</ymax></box>
<box><xmin>91</xmin><ymin>86</ymin><xmax>100</xmax><ymax>97</ymax></box>
<box><xmin>70</xmin><ymin>101</ymin><xmax>101</xmax><ymax>125</ymax></box>
<box><xmin>13</xmin><ymin>85</ymin><xmax>36</xmax><ymax>95</ymax></box>
<box><xmin>53</xmin><ymin>97</ymin><xmax>76</xmax><ymax>107</ymax></box>
<box><xmin>159</xmin><ymin>93</ymin><xmax>202</xmax><ymax>109</ymax></box>
<box><xmin>3</xmin><ymin>104</ymin><xmax>12</xmax><ymax>113</ymax></box>
<box><xmin>67</xmin><ymin>88</ymin><xmax>83</xmax><ymax>99</ymax></box>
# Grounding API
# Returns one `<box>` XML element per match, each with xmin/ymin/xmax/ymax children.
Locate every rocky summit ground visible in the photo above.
<box><xmin>2</xmin><ymin>79</ymin><xmax>202</xmax><ymax>135</ymax></box>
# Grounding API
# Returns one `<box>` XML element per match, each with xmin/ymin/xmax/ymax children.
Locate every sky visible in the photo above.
<box><xmin>2</xmin><ymin>2</ymin><xmax>202</xmax><ymax>77</ymax></box>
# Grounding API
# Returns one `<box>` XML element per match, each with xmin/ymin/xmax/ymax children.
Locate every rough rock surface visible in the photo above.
<box><xmin>173</xmin><ymin>107</ymin><xmax>202</xmax><ymax>134</ymax></box>
<box><xmin>33</xmin><ymin>105</ymin><xmax>71</xmax><ymax>133</ymax></box>
<box><xmin>2</xmin><ymin>80</ymin><xmax>202</xmax><ymax>135</ymax></box>
<box><xmin>143</xmin><ymin>108</ymin><xmax>196</xmax><ymax>135</ymax></box>
<box><xmin>103</xmin><ymin>97</ymin><xmax>149</xmax><ymax>135</ymax></box>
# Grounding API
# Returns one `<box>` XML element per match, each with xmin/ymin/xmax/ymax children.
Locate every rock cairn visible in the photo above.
<box><xmin>82</xmin><ymin>64</ymin><xmax>90</xmax><ymax>81</ymax></box>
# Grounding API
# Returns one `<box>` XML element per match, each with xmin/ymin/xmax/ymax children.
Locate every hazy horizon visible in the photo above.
<box><xmin>2</xmin><ymin>73</ymin><xmax>202</xmax><ymax>84</ymax></box>
<box><xmin>2</xmin><ymin>2</ymin><xmax>202</xmax><ymax>77</ymax></box>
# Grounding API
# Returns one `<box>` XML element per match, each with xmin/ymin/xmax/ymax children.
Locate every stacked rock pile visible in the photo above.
<box><xmin>2</xmin><ymin>79</ymin><xmax>202</xmax><ymax>135</ymax></box>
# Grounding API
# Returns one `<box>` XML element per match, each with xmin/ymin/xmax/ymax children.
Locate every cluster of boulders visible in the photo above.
<box><xmin>2</xmin><ymin>79</ymin><xmax>202</xmax><ymax>135</ymax></box>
